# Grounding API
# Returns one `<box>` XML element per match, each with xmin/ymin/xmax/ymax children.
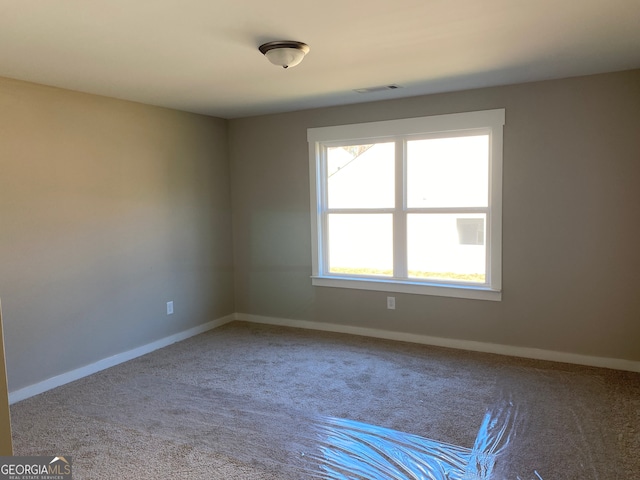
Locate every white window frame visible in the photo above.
<box><xmin>308</xmin><ymin>109</ymin><xmax>504</xmax><ymax>301</ymax></box>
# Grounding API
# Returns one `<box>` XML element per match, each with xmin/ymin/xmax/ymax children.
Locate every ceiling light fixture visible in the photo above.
<box><xmin>259</xmin><ymin>41</ymin><xmax>310</xmax><ymax>69</ymax></box>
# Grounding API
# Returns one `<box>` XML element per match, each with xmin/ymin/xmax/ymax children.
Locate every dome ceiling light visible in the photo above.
<box><xmin>258</xmin><ymin>41</ymin><xmax>310</xmax><ymax>69</ymax></box>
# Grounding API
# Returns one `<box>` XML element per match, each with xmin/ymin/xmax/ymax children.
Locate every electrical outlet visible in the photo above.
<box><xmin>167</xmin><ymin>301</ymin><xmax>174</xmax><ymax>315</ymax></box>
<box><xmin>387</xmin><ymin>296</ymin><xmax>396</xmax><ymax>310</ymax></box>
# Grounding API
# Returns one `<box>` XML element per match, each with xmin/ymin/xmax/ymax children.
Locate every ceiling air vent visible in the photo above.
<box><xmin>354</xmin><ymin>84</ymin><xmax>403</xmax><ymax>94</ymax></box>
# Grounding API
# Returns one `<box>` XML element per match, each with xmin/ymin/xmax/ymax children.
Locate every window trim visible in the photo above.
<box><xmin>308</xmin><ymin>109</ymin><xmax>504</xmax><ymax>301</ymax></box>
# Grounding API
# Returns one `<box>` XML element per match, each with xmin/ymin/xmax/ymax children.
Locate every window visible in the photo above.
<box><xmin>308</xmin><ymin>109</ymin><xmax>504</xmax><ymax>301</ymax></box>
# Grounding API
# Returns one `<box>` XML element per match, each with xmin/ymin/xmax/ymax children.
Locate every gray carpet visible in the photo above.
<box><xmin>9</xmin><ymin>321</ymin><xmax>640</xmax><ymax>479</ymax></box>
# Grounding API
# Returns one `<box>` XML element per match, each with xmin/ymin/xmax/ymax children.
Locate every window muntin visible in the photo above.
<box><xmin>308</xmin><ymin>109</ymin><xmax>504</xmax><ymax>301</ymax></box>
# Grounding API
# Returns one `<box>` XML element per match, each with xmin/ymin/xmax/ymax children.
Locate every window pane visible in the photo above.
<box><xmin>407</xmin><ymin>214</ymin><xmax>486</xmax><ymax>283</ymax></box>
<box><xmin>328</xmin><ymin>143</ymin><xmax>394</xmax><ymax>209</ymax></box>
<box><xmin>407</xmin><ymin>135</ymin><xmax>488</xmax><ymax>208</ymax></box>
<box><xmin>328</xmin><ymin>214</ymin><xmax>392</xmax><ymax>276</ymax></box>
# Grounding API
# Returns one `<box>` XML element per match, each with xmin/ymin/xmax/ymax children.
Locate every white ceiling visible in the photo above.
<box><xmin>0</xmin><ymin>0</ymin><xmax>638</xmax><ymax>119</ymax></box>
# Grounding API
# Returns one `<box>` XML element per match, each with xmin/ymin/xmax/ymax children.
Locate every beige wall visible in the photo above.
<box><xmin>229</xmin><ymin>69</ymin><xmax>640</xmax><ymax>361</ymax></box>
<box><xmin>0</xmin><ymin>77</ymin><xmax>234</xmax><ymax>391</ymax></box>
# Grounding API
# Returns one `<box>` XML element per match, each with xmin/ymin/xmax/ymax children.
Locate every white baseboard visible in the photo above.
<box><xmin>234</xmin><ymin>313</ymin><xmax>640</xmax><ymax>373</ymax></box>
<box><xmin>10</xmin><ymin>311</ymin><xmax>638</xmax><ymax>405</ymax></box>
<box><xmin>9</xmin><ymin>314</ymin><xmax>235</xmax><ymax>404</ymax></box>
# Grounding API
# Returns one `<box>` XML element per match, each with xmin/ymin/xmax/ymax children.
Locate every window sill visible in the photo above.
<box><xmin>311</xmin><ymin>275</ymin><xmax>501</xmax><ymax>301</ymax></box>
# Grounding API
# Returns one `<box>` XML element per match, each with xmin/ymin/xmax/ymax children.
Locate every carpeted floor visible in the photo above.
<box><xmin>9</xmin><ymin>321</ymin><xmax>640</xmax><ymax>479</ymax></box>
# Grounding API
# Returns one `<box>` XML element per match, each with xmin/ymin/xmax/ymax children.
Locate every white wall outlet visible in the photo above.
<box><xmin>387</xmin><ymin>296</ymin><xmax>396</xmax><ymax>310</ymax></box>
<box><xmin>166</xmin><ymin>301</ymin><xmax>174</xmax><ymax>315</ymax></box>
